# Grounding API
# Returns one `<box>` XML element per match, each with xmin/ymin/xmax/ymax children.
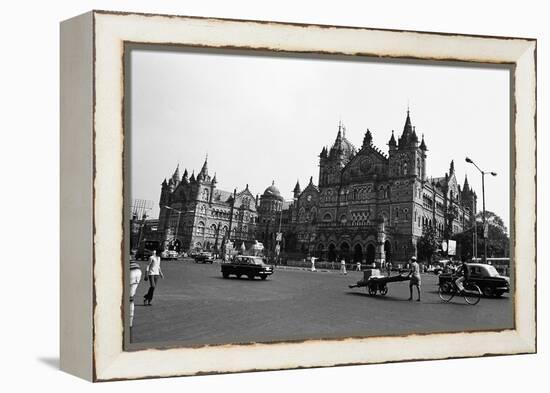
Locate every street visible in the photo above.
<box><xmin>131</xmin><ymin>259</ymin><xmax>514</xmax><ymax>347</ymax></box>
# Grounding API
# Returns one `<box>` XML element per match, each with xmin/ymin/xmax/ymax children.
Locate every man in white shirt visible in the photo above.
<box><xmin>408</xmin><ymin>256</ymin><xmax>421</xmax><ymax>301</ymax></box>
<box><xmin>143</xmin><ymin>250</ymin><xmax>164</xmax><ymax>306</ymax></box>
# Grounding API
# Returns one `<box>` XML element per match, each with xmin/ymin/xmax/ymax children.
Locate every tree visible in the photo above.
<box><xmin>451</xmin><ymin>210</ymin><xmax>510</xmax><ymax>260</ymax></box>
<box><xmin>417</xmin><ymin>225</ymin><xmax>439</xmax><ymax>263</ymax></box>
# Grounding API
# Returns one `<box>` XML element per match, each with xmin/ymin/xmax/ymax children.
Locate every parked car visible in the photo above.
<box><xmin>135</xmin><ymin>248</ymin><xmax>154</xmax><ymax>261</ymax></box>
<box><xmin>194</xmin><ymin>252</ymin><xmax>214</xmax><ymax>264</ymax></box>
<box><xmin>438</xmin><ymin>263</ymin><xmax>510</xmax><ymax>297</ymax></box>
<box><xmin>221</xmin><ymin>256</ymin><xmax>274</xmax><ymax>280</ymax></box>
<box><xmin>161</xmin><ymin>250</ymin><xmax>179</xmax><ymax>260</ymax></box>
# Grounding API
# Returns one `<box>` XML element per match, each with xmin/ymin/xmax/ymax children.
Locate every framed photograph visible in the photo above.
<box><xmin>60</xmin><ymin>10</ymin><xmax>536</xmax><ymax>381</ymax></box>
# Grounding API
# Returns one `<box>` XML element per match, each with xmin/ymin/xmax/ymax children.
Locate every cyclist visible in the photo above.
<box><xmin>454</xmin><ymin>259</ymin><xmax>470</xmax><ymax>293</ymax></box>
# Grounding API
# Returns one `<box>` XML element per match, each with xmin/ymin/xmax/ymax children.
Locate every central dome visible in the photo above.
<box><xmin>263</xmin><ymin>181</ymin><xmax>284</xmax><ymax>201</ymax></box>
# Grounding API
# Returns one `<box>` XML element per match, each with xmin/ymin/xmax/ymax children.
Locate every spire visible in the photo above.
<box><xmin>293</xmin><ymin>180</ymin><xmax>301</xmax><ymax>194</ymax></box>
<box><xmin>419</xmin><ymin>134</ymin><xmax>427</xmax><ymax>151</ymax></box>
<box><xmin>335</xmin><ymin>121</ymin><xmax>343</xmax><ymax>147</ymax></box>
<box><xmin>412</xmin><ymin>126</ymin><xmax>419</xmax><ymax>143</ymax></box>
<box><xmin>181</xmin><ymin>168</ymin><xmax>189</xmax><ymax>183</ymax></box>
<box><xmin>309</xmin><ymin>176</ymin><xmax>314</xmax><ymax>185</ymax></box>
<box><xmin>449</xmin><ymin>160</ymin><xmax>455</xmax><ymax>174</ymax></box>
<box><xmin>172</xmin><ymin>164</ymin><xmax>180</xmax><ymax>182</ymax></box>
<box><xmin>199</xmin><ymin>155</ymin><xmax>209</xmax><ymax>178</ymax></box>
<box><xmin>162</xmin><ymin>178</ymin><xmax>168</xmax><ymax>186</ymax></box>
<box><xmin>212</xmin><ymin>172</ymin><xmax>217</xmax><ymax>184</ymax></box>
<box><xmin>362</xmin><ymin>129</ymin><xmax>373</xmax><ymax>148</ymax></box>
<box><xmin>189</xmin><ymin>170</ymin><xmax>196</xmax><ymax>182</ymax></box>
<box><xmin>388</xmin><ymin>130</ymin><xmax>397</xmax><ymax>150</ymax></box>
<box><xmin>398</xmin><ymin>109</ymin><xmax>414</xmax><ymax>148</ymax></box>
<box><xmin>403</xmin><ymin>109</ymin><xmax>413</xmax><ymax>134</ymax></box>
<box><xmin>463</xmin><ymin>175</ymin><xmax>470</xmax><ymax>192</ymax></box>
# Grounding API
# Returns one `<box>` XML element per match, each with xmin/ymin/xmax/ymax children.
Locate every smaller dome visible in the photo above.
<box><xmin>263</xmin><ymin>181</ymin><xmax>284</xmax><ymax>201</ymax></box>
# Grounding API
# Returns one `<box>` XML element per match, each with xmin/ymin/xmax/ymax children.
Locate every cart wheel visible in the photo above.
<box><xmin>380</xmin><ymin>285</ymin><xmax>388</xmax><ymax>296</ymax></box>
<box><xmin>368</xmin><ymin>286</ymin><xmax>377</xmax><ymax>296</ymax></box>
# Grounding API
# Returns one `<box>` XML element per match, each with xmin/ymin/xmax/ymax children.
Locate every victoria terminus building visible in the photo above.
<box><xmin>154</xmin><ymin>111</ymin><xmax>477</xmax><ymax>264</ymax></box>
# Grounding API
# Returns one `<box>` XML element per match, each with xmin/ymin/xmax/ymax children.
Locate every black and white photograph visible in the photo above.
<box><xmin>126</xmin><ymin>46</ymin><xmax>513</xmax><ymax>347</ymax></box>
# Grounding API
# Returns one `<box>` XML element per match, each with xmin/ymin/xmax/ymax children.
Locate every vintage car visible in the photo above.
<box><xmin>438</xmin><ymin>263</ymin><xmax>510</xmax><ymax>297</ymax></box>
<box><xmin>161</xmin><ymin>250</ymin><xmax>179</xmax><ymax>260</ymax></box>
<box><xmin>221</xmin><ymin>256</ymin><xmax>274</xmax><ymax>280</ymax></box>
<box><xmin>194</xmin><ymin>252</ymin><xmax>214</xmax><ymax>264</ymax></box>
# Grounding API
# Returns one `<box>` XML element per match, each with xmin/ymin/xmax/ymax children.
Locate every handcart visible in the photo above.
<box><xmin>349</xmin><ymin>269</ymin><xmax>409</xmax><ymax>296</ymax></box>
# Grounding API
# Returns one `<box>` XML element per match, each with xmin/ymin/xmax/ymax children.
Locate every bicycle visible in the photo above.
<box><xmin>438</xmin><ymin>275</ymin><xmax>482</xmax><ymax>305</ymax></box>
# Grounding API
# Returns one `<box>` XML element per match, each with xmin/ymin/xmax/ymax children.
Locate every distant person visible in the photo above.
<box><xmin>386</xmin><ymin>261</ymin><xmax>393</xmax><ymax>277</ymax></box>
<box><xmin>129</xmin><ymin>262</ymin><xmax>142</xmax><ymax>329</ymax></box>
<box><xmin>311</xmin><ymin>256</ymin><xmax>317</xmax><ymax>272</ymax></box>
<box><xmin>408</xmin><ymin>256</ymin><xmax>421</xmax><ymax>301</ymax></box>
<box><xmin>355</xmin><ymin>261</ymin><xmax>361</xmax><ymax>271</ymax></box>
<box><xmin>340</xmin><ymin>258</ymin><xmax>347</xmax><ymax>275</ymax></box>
<box><xmin>143</xmin><ymin>250</ymin><xmax>164</xmax><ymax>306</ymax></box>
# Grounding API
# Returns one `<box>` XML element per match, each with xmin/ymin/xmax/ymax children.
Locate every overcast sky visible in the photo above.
<box><xmin>129</xmin><ymin>47</ymin><xmax>510</xmax><ymax>229</ymax></box>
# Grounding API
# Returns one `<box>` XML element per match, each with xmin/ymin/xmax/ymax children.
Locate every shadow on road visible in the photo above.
<box><xmin>345</xmin><ymin>291</ymin><xmax>405</xmax><ymax>301</ymax></box>
<box><xmin>212</xmin><ymin>276</ymin><xmax>273</xmax><ymax>283</ymax></box>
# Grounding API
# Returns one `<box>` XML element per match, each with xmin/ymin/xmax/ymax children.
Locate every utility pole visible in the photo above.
<box><xmin>465</xmin><ymin>157</ymin><xmax>496</xmax><ymax>264</ymax></box>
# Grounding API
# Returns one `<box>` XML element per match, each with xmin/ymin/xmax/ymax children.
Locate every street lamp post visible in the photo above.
<box><xmin>164</xmin><ymin>206</ymin><xmax>183</xmax><ymax>250</ymax></box>
<box><xmin>465</xmin><ymin>157</ymin><xmax>497</xmax><ymax>263</ymax></box>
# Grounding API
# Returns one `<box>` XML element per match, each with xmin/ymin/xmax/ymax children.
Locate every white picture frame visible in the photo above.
<box><xmin>60</xmin><ymin>10</ymin><xmax>536</xmax><ymax>381</ymax></box>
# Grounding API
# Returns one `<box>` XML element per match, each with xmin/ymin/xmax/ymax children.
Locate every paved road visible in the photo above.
<box><xmin>131</xmin><ymin>259</ymin><xmax>513</xmax><ymax>346</ymax></box>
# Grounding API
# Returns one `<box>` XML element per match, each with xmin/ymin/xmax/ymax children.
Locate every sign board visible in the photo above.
<box><xmin>441</xmin><ymin>241</ymin><xmax>448</xmax><ymax>252</ymax></box>
<box><xmin>447</xmin><ymin>240</ymin><xmax>456</xmax><ymax>256</ymax></box>
<box><xmin>276</xmin><ymin>232</ymin><xmax>282</xmax><ymax>242</ymax></box>
<box><xmin>483</xmin><ymin>222</ymin><xmax>489</xmax><ymax>239</ymax></box>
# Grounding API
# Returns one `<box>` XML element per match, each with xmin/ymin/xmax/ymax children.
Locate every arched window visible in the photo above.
<box><xmin>196</xmin><ymin>221</ymin><xmax>205</xmax><ymax>236</ymax></box>
<box><xmin>323</xmin><ymin>213</ymin><xmax>332</xmax><ymax>222</ymax></box>
<box><xmin>202</xmin><ymin>189</ymin><xmax>209</xmax><ymax>201</ymax></box>
<box><xmin>403</xmin><ymin>161</ymin><xmax>408</xmax><ymax>175</ymax></box>
<box><xmin>310</xmin><ymin>207</ymin><xmax>317</xmax><ymax>223</ymax></box>
<box><xmin>210</xmin><ymin>224</ymin><xmax>217</xmax><ymax>236</ymax></box>
<box><xmin>340</xmin><ymin>214</ymin><xmax>347</xmax><ymax>225</ymax></box>
<box><xmin>298</xmin><ymin>207</ymin><xmax>306</xmax><ymax>222</ymax></box>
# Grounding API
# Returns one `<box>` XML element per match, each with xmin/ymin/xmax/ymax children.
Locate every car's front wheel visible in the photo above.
<box><xmin>260</xmin><ymin>275</ymin><xmax>267</xmax><ymax>280</ymax></box>
<box><xmin>247</xmin><ymin>275</ymin><xmax>255</xmax><ymax>280</ymax></box>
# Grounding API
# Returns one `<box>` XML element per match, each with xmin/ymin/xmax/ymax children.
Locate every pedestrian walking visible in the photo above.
<box><xmin>408</xmin><ymin>256</ymin><xmax>421</xmax><ymax>301</ymax></box>
<box><xmin>340</xmin><ymin>257</ymin><xmax>347</xmax><ymax>275</ymax></box>
<box><xmin>143</xmin><ymin>250</ymin><xmax>164</xmax><ymax>306</ymax></box>
<box><xmin>355</xmin><ymin>261</ymin><xmax>361</xmax><ymax>271</ymax></box>
<box><xmin>311</xmin><ymin>256</ymin><xmax>317</xmax><ymax>272</ymax></box>
<box><xmin>129</xmin><ymin>262</ymin><xmax>142</xmax><ymax>328</ymax></box>
<box><xmin>386</xmin><ymin>260</ymin><xmax>393</xmax><ymax>277</ymax></box>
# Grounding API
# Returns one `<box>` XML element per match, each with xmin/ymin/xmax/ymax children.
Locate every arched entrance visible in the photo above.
<box><xmin>353</xmin><ymin>244</ymin><xmax>363</xmax><ymax>262</ymax></box>
<box><xmin>340</xmin><ymin>242</ymin><xmax>350</xmax><ymax>262</ymax></box>
<box><xmin>316</xmin><ymin>244</ymin><xmax>325</xmax><ymax>259</ymax></box>
<box><xmin>328</xmin><ymin>243</ymin><xmax>337</xmax><ymax>262</ymax></box>
<box><xmin>366</xmin><ymin>243</ymin><xmax>376</xmax><ymax>265</ymax></box>
<box><xmin>384</xmin><ymin>240</ymin><xmax>392</xmax><ymax>263</ymax></box>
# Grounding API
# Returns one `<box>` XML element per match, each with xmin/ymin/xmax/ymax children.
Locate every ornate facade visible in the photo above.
<box><xmin>156</xmin><ymin>111</ymin><xmax>476</xmax><ymax>263</ymax></box>
<box><xmin>157</xmin><ymin>158</ymin><xmax>258</xmax><ymax>252</ymax></box>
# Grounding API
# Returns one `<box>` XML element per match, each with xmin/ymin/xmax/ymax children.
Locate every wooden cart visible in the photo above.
<box><xmin>349</xmin><ymin>271</ymin><xmax>409</xmax><ymax>296</ymax></box>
